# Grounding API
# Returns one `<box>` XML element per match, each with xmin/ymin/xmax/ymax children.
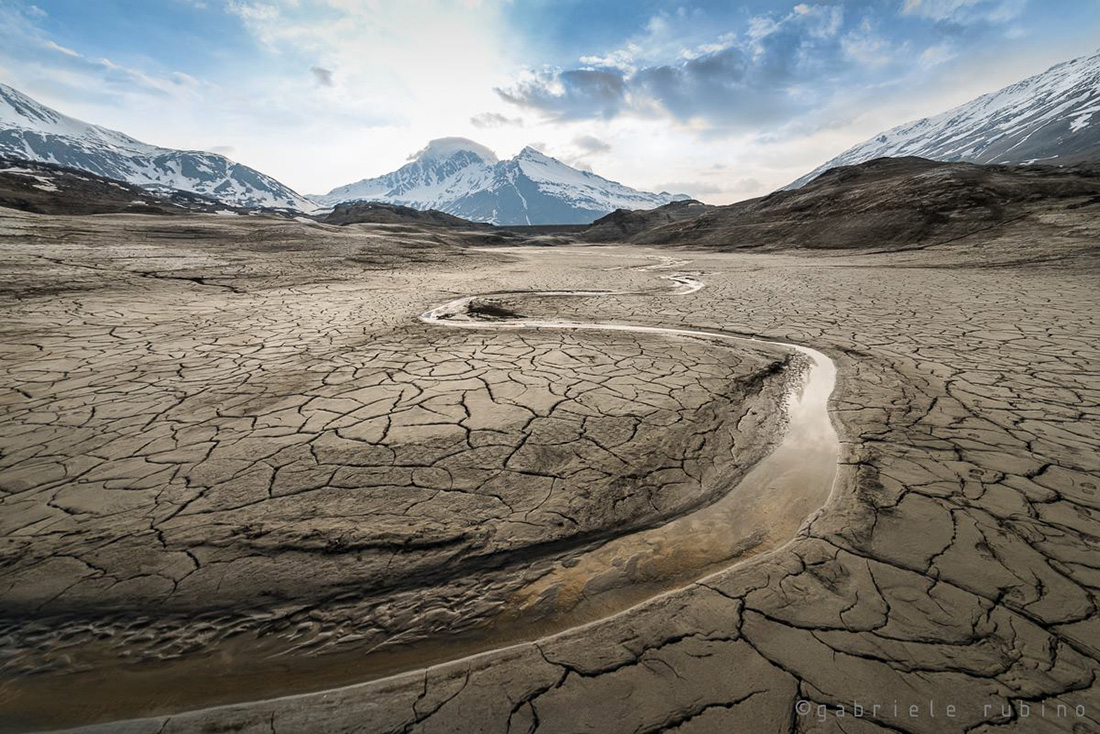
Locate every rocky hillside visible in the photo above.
<box><xmin>0</xmin><ymin>158</ymin><xmax>246</xmax><ymax>215</ymax></box>
<box><xmin>609</xmin><ymin>157</ymin><xmax>1100</xmax><ymax>251</ymax></box>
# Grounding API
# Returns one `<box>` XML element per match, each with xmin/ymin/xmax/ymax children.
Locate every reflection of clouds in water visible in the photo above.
<box><xmin>784</xmin><ymin>346</ymin><xmax>838</xmax><ymax>455</ymax></box>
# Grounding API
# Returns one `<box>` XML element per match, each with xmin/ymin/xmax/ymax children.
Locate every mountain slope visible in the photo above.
<box><xmin>0</xmin><ymin>83</ymin><xmax>316</xmax><ymax>211</ymax></box>
<box><xmin>584</xmin><ymin>199</ymin><xmax>715</xmax><ymax>242</ymax></box>
<box><xmin>789</xmin><ymin>50</ymin><xmax>1100</xmax><ymax>189</ymax></box>
<box><xmin>315</xmin><ymin>138</ymin><xmax>685</xmax><ymax>225</ymax></box>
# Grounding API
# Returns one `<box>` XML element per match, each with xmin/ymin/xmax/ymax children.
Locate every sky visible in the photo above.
<box><xmin>1</xmin><ymin>0</ymin><xmax>1098</xmax><ymax>203</ymax></box>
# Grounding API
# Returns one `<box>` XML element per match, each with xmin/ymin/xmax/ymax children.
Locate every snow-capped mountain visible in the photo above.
<box><xmin>789</xmin><ymin>50</ymin><xmax>1100</xmax><ymax>189</ymax></box>
<box><xmin>0</xmin><ymin>83</ymin><xmax>315</xmax><ymax>211</ymax></box>
<box><xmin>315</xmin><ymin>138</ymin><xmax>686</xmax><ymax>225</ymax></box>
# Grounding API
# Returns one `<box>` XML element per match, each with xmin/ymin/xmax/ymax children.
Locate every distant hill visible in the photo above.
<box><xmin>319</xmin><ymin>200</ymin><xmax>489</xmax><ymax>228</ymax></box>
<box><xmin>314</xmin><ymin>137</ymin><xmax>688</xmax><ymax>226</ymax></box>
<box><xmin>584</xmin><ymin>199</ymin><xmax>715</xmax><ymax>242</ymax></box>
<box><xmin>597</xmin><ymin>157</ymin><xmax>1100</xmax><ymax>251</ymax></box>
<box><xmin>789</xmin><ymin>50</ymin><xmax>1100</xmax><ymax>189</ymax></box>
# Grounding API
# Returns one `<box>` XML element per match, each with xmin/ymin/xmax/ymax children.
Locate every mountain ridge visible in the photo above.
<box><xmin>788</xmin><ymin>50</ymin><xmax>1100</xmax><ymax>189</ymax></box>
<box><xmin>0</xmin><ymin>83</ymin><xmax>316</xmax><ymax>211</ymax></box>
<box><xmin>314</xmin><ymin>137</ymin><xmax>687</xmax><ymax>225</ymax></box>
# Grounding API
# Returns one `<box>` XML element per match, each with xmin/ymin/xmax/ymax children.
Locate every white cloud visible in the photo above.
<box><xmin>842</xmin><ymin>19</ymin><xmax>893</xmax><ymax>67</ymax></box>
<box><xmin>44</xmin><ymin>40</ymin><xmax>79</xmax><ymax>57</ymax></box>
<box><xmin>498</xmin><ymin>3</ymin><xmax>866</xmax><ymax>130</ymax></box>
<box><xmin>226</xmin><ymin>1</ymin><xmax>280</xmax><ymax>25</ymax></box>
<box><xmin>470</xmin><ymin>112</ymin><xmax>522</xmax><ymax>128</ymax></box>
<box><xmin>579</xmin><ymin>46</ymin><xmax>640</xmax><ymax>73</ymax></box>
<box><xmin>574</xmin><ymin>134</ymin><xmax>611</xmax><ymax>154</ymax></box>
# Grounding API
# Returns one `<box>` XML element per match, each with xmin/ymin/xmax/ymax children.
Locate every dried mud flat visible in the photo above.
<box><xmin>0</xmin><ymin>208</ymin><xmax>1098</xmax><ymax>733</ymax></box>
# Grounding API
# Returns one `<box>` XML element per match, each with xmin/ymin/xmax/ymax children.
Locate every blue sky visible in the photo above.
<box><xmin>2</xmin><ymin>0</ymin><xmax>1099</xmax><ymax>201</ymax></box>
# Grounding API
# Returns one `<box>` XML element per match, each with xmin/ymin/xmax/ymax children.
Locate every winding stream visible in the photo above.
<box><xmin>417</xmin><ymin>269</ymin><xmax>839</xmax><ymax>628</ymax></box>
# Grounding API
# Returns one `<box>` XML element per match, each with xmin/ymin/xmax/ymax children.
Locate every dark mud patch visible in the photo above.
<box><xmin>467</xmin><ymin>300</ymin><xmax>522</xmax><ymax>319</ymax></box>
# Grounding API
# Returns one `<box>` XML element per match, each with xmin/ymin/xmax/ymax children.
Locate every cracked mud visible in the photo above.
<box><xmin>1</xmin><ymin>209</ymin><xmax>1098</xmax><ymax>734</ymax></box>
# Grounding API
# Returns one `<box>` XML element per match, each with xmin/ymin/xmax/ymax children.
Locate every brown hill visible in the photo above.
<box><xmin>584</xmin><ymin>199</ymin><xmax>715</xmax><ymax>242</ymax></box>
<box><xmin>320</xmin><ymin>201</ymin><xmax>489</xmax><ymax>228</ymax></box>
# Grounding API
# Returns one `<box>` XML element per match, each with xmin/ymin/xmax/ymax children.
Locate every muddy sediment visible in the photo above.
<box><xmin>1</xmin><ymin>213</ymin><xmax>804</xmax><ymax>730</ymax></box>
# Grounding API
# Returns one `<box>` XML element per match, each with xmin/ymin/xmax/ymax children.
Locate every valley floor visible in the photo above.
<box><xmin>0</xmin><ymin>210</ymin><xmax>1098</xmax><ymax>733</ymax></box>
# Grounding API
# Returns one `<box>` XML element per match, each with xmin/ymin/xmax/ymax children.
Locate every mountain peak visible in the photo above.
<box><xmin>0</xmin><ymin>82</ymin><xmax>100</xmax><ymax>139</ymax></box>
<box><xmin>515</xmin><ymin>145</ymin><xmax>552</xmax><ymax>162</ymax></box>
<box><xmin>411</xmin><ymin>137</ymin><xmax>498</xmax><ymax>164</ymax></box>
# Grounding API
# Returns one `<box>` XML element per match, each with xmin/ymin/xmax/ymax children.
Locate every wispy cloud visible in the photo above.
<box><xmin>44</xmin><ymin>40</ymin><xmax>78</xmax><ymax>57</ymax></box>
<box><xmin>918</xmin><ymin>42</ymin><xmax>957</xmax><ymax>67</ymax></box>
<box><xmin>574</xmin><ymin>134</ymin><xmax>611</xmax><ymax>154</ymax></box>
<box><xmin>470</xmin><ymin>111</ymin><xmax>522</xmax><ymax>128</ymax></box>
<box><xmin>1</xmin><ymin>2</ymin><xmax>210</xmax><ymax>104</ymax></box>
<box><xmin>900</xmin><ymin>0</ymin><xmax>1027</xmax><ymax>24</ymax></box>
